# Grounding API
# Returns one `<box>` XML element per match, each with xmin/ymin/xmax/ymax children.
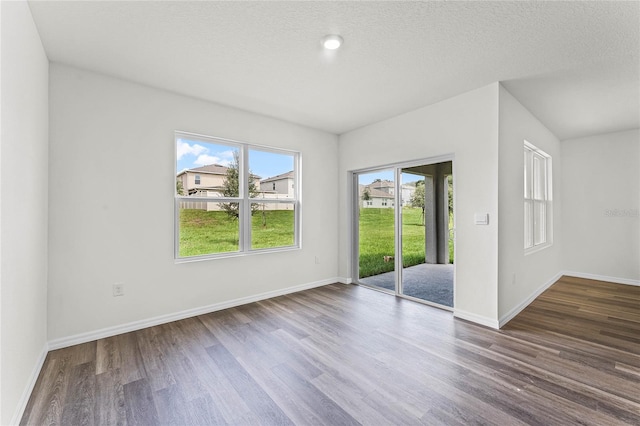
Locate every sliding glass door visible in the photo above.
<box><xmin>354</xmin><ymin>159</ymin><xmax>454</xmax><ymax>309</ymax></box>
<box><xmin>399</xmin><ymin>163</ymin><xmax>454</xmax><ymax>307</ymax></box>
<box><xmin>357</xmin><ymin>169</ymin><xmax>396</xmax><ymax>293</ymax></box>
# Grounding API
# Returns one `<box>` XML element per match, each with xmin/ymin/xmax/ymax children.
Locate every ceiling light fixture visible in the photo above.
<box><xmin>322</xmin><ymin>34</ymin><xmax>343</xmax><ymax>50</ymax></box>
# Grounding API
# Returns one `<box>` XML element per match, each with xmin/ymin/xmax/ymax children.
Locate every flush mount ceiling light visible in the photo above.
<box><xmin>322</xmin><ymin>34</ymin><xmax>343</xmax><ymax>50</ymax></box>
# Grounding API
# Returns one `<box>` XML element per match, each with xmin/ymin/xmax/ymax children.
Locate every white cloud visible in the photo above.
<box><xmin>216</xmin><ymin>150</ymin><xmax>236</xmax><ymax>166</ymax></box>
<box><xmin>176</xmin><ymin>140</ymin><xmax>208</xmax><ymax>160</ymax></box>
<box><xmin>194</xmin><ymin>154</ymin><xmax>223</xmax><ymax>166</ymax></box>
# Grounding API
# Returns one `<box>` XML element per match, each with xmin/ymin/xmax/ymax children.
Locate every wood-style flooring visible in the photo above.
<box><xmin>21</xmin><ymin>276</ymin><xmax>640</xmax><ymax>425</ymax></box>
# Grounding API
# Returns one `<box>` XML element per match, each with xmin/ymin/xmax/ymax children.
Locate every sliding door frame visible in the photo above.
<box><xmin>351</xmin><ymin>154</ymin><xmax>456</xmax><ymax>309</ymax></box>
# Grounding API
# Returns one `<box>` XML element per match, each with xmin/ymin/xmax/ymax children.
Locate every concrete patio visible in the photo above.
<box><xmin>359</xmin><ymin>263</ymin><xmax>453</xmax><ymax>307</ymax></box>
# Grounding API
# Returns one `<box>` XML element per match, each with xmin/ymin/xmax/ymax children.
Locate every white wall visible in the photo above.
<box><xmin>0</xmin><ymin>2</ymin><xmax>49</xmax><ymax>424</ymax></box>
<box><xmin>338</xmin><ymin>83</ymin><xmax>500</xmax><ymax>326</ymax></box>
<box><xmin>48</xmin><ymin>64</ymin><xmax>339</xmax><ymax>341</ymax></box>
<box><xmin>562</xmin><ymin>129</ymin><xmax>639</xmax><ymax>282</ymax></box>
<box><xmin>498</xmin><ymin>85</ymin><xmax>563</xmax><ymax>321</ymax></box>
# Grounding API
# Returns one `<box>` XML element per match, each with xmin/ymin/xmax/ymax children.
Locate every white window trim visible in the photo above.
<box><xmin>524</xmin><ymin>140</ymin><xmax>553</xmax><ymax>255</ymax></box>
<box><xmin>174</xmin><ymin>131</ymin><xmax>301</xmax><ymax>262</ymax></box>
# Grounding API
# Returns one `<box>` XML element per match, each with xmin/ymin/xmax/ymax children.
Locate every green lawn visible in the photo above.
<box><xmin>358</xmin><ymin>207</ymin><xmax>454</xmax><ymax>279</ymax></box>
<box><xmin>179</xmin><ymin>208</ymin><xmax>294</xmax><ymax>257</ymax></box>
<box><xmin>179</xmin><ymin>207</ymin><xmax>453</xmax><ymax>275</ymax></box>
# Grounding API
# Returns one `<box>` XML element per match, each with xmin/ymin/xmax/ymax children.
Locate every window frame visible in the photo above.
<box><xmin>524</xmin><ymin>140</ymin><xmax>552</xmax><ymax>255</ymax></box>
<box><xmin>174</xmin><ymin>131</ymin><xmax>301</xmax><ymax>262</ymax></box>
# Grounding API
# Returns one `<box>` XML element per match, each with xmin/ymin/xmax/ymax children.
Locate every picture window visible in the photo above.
<box><xmin>175</xmin><ymin>132</ymin><xmax>300</xmax><ymax>260</ymax></box>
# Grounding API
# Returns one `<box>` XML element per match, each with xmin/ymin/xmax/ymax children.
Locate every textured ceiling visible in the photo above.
<box><xmin>28</xmin><ymin>1</ymin><xmax>640</xmax><ymax>139</ymax></box>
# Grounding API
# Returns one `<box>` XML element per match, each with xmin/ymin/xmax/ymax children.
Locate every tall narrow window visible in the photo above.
<box><xmin>175</xmin><ymin>132</ymin><xmax>300</xmax><ymax>260</ymax></box>
<box><xmin>524</xmin><ymin>141</ymin><xmax>552</xmax><ymax>252</ymax></box>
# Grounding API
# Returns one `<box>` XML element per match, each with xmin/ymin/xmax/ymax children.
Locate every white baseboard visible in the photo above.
<box><xmin>337</xmin><ymin>277</ymin><xmax>353</xmax><ymax>284</ymax></box>
<box><xmin>562</xmin><ymin>271</ymin><xmax>640</xmax><ymax>287</ymax></box>
<box><xmin>453</xmin><ymin>309</ymin><xmax>500</xmax><ymax>329</ymax></box>
<box><xmin>49</xmin><ymin>278</ymin><xmax>339</xmax><ymax>350</ymax></box>
<box><xmin>499</xmin><ymin>271</ymin><xmax>563</xmax><ymax>328</ymax></box>
<box><xmin>10</xmin><ymin>342</ymin><xmax>49</xmax><ymax>425</ymax></box>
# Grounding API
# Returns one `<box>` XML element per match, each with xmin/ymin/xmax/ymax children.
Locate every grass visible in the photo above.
<box><xmin>358</xmin><ymin>207</ymin><xmax>454</xmax><ymax>279</ymax></box>
<box><xmin>179</xmin><ymin>207</ymin><xmax>454</xmax><ymax>275</ymax></box>
<box><xmin>251</xmin><ymin>209</ymin><xmax>295</xmax><ymax>249</ymax></box>
<box><xmin>179</xmin><ymin>208</ymin><xmax>294</xmax><ymax>257</ymax></box>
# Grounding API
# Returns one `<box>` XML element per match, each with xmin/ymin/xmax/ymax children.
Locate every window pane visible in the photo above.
<box><xmin>251</xmin><ymin>203</ymin><xmax>295</xmax><ymax>249</ymax></box>
<box><xmin>176</xmin><ymin>137</ymin><xmax>240</xmax><ymax>198</ymax></box>
<box><xmin>533</xmin><ymin>201</ymin><xmax>546</xmax><ymax>246</ymax></box>
<box><xmin>524</xmin><ymin>148</ymin><xmax>532</xmax><ymax>198</ymax></box>
<box><xmin>358</xmin><ymin>170</ymin><xmax>396</xmax><ymax>281</ymax></box>
<box><xmin>178</xmin><ymin>203</ymin><xmax>239</xmax><ymax>256</ymax></box>
<box><xmin>524</xmin><ymin>200</ymin><xmax>533</xmax><ymax>249</ymax></box>
<box><xmin>249</xmin><ymin>149</ymin><xmax>295</xmax><ymax>200</ymax></box>
<box><xmin>533</xmin><ymin>153</ymin><xmax>546</xmax><ymax>200</ymax></box>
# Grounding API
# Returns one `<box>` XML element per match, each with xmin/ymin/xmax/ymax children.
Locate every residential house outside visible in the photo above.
<box><xmin>401</xmin><ymin>182</ymin><xmax>417</xmax><ymax>207</ymax></box>
<box><xmin>359</xmin><ymin>184</ymin><xmax>394</xmax><ymax>208</ymax></box>
<box><xmin>369</xmin><ymin>179</ymin><xmax>394</xmax><ymax>195</ymax></box>
<box><xmin>359</xmin><ymin>180</ymin><xmax>417</xmax><ymax>208</ymax></box>
<box><xmin>256</xmin><ymin>170</ymin><xmax>295</xmax><ymax>210</ymax></box>
<box><xmin>178</xmin><ymin>165</ymin><xmax>294</xmax><ymax>211</ymax></box>
<box><xmin>177</xmin><ymin>164</ymin><xmax>236</xmax><ymax>211</ymax></box>
<box><xmin>177</xmin><ymin>164</ymin><xmax>228</xmax><ymax>195</ymax></box>
<box><xmin>259</xmin><ymin>171</ymin><xmax>294</xmax><ymax>198</ymax></box>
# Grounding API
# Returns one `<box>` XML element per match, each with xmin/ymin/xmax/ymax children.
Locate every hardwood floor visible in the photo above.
<box><xmin>21</xmin><ymin>276</ymin><xmax>640</xmax><ymax>425</ymax></box>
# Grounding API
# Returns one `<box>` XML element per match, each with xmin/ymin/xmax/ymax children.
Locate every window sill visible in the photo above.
<box><xmin>175</xmin><ymin>245</ymin><xmax>301</xmax><ymax>264</ymax></box>
<box><xmin>525</xmin><ymin>242</ymin><xmax>553</xmax><ymax>256</ymax></box>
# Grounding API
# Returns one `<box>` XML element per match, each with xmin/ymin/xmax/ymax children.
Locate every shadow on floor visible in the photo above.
<box><xmin>359</xmin><ymin>263</ymin><xmax>453</xmax><ymax>307</ymax></box>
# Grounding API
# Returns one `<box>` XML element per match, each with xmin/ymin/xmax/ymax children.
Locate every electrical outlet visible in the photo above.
<box><xmin>113</xmin><ymin>283</ymin><xmax>124</xmax><ymax>297</ymax></box>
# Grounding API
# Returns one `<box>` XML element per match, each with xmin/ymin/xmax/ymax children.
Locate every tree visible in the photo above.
<box><xmin>219</xmin><ymin>152</ymin><xmax>260</xmax><ymax>220</ymax></box>
<box><xmin>362</xmin><ymin>188</ymin><xmax>371</xmax><ymax>201</ymax></box>
<box><xmin>447</xmin><ymin>175</ymin><xmax>453</xmax><ymax>213</ymax></box>
<box><xmin>411</xmin><ymin>180</ymin><xmax>425</xmax><ymax>224</ymax></box>
<box><xmin>176</xmin><ymin>179</ymin><xmax>184</xmax><ymax>195</ymax></box>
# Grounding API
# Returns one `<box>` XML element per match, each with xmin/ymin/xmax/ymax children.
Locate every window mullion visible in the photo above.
<box><xmin>241</xmin><ymin>144</ymin><xmax>251</xmax><ymax>252</ymax></box>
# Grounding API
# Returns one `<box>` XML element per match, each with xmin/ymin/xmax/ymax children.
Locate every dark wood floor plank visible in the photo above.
<box><xmin>19</xmin><ymin>356</ymin><xmax>69</xmax><ymax>426</ymax></box>
<box><xmin>232</xmin><ymin>353</ymin><xmax>330</xmax><ymax>425</ymax></box>
<box><xmin>94</xmin><ymin>368</ymin><xmax>127</xmax><ymax>426</ymax></box>
<box><xmin>133</xmin><ymin>327</ymin><xmax>176</xmax><ymax>393</ymax></box>
<box><xmin>60</xmin><ymin>361</ymin><xmax>96</xmax><ymax>426</ymax></box>
<box><xmin>151</xmin><ymin>326</ymin><xmax>210</xmax><ymax>402</ymax></box>
<box><xmin>152</xmin><ymin>384</ymin><xmax>216</xmax><ymax>426</ymax></box>
<box><xmin>206</xmin><ymin>343</ymin><xmax>294</xmax><ymax>425</ymax></box>
<box><xmin>270</xmin><ymin>363</ymin><xmax>360</xmax><ymax>426</ymax></box>
<box><xmin>123</xmin><ymin>378</ymin><xmax>159</xmax><ymax>426</ymax></box>
<box><xmin>21</xmin><ymin>277</ymin><xmax>640</xmax><ymax>425</ymax></box>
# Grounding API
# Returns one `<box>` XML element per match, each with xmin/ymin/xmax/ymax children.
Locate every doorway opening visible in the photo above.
<box><xmin>354</xmin><ymin>159</ymin><xmax>454</xmax><ymax>309</ymax></box>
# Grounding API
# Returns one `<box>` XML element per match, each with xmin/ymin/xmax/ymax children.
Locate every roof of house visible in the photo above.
<box><xmin>177</xmin><ymin>164</ymin><xmax>261</xmax><ymax>179</ymax></box>
<box><xmin>359</xmin><ymin>185</ymin><xmax>394</xmax><ymax>199</ymax></box>
<box><xmin>369</xmin><ymin>180</ymin><xmax>394</xmax><ymax>189</ymax></box>
<box><xmin>260</xmin><ymin>171</ymin><xmax>294</xmax><ymax>183</ymax></box>
<box><xmin>177</xmin><ymin>165</ymin><xmax>227</xmax><ymax>177</ymax></box>
<box><xmin>176</xmin><ymin>164</ymin><xmax>229</xmax><ymax>177</ymax></box>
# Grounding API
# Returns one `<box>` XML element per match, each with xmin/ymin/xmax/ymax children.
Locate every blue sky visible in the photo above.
<box><xmin>177</xmin><ymin>138</ymin><xmax>293</xmax><ymax>180</ymax></box>
<box><xmin>177</xmin><ymin>138</ymin><xmax>421</xmax><ymax>184</ymax></box>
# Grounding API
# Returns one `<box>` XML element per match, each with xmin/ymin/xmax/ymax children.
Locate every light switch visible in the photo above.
<box><xmin>474</xmin><ymin>213</ymin><xmax>489</xmax><ymax>225</ymax></box>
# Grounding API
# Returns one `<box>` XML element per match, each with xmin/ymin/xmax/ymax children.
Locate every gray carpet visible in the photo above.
<box><xmin>360</xmin><ymin>263</ymin><xmax>453</xmax><ymax>307</ymax></box>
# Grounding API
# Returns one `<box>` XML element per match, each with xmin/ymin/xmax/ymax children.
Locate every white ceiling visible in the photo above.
<box><xmin>28</xmin><ymin>1</ymin><xmax>639</xmax><ymax>140</ymax></box>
